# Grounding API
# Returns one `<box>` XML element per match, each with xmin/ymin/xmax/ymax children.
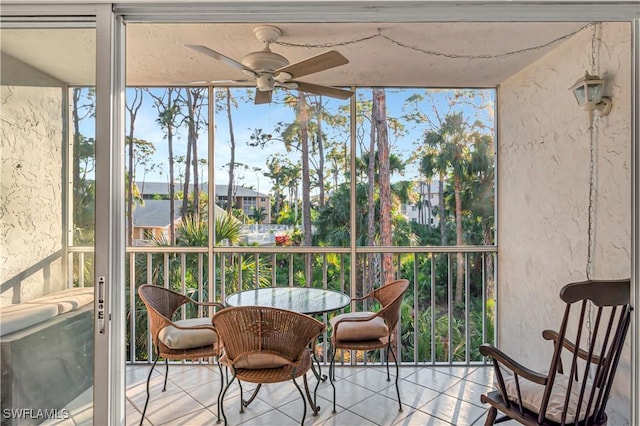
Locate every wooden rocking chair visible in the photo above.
<box><xmin>480</xmin><ymin>279</ymin><xmax>631</xmax><ymax>426</ymax></box>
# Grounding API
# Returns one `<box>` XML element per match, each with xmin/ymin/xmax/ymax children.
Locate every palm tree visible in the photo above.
<box><xmin>249</xmin><ymin>206</ymin><xmax>267</xmax><ymax>224</ymax></box>
<box><xmin>420</xmin><ymin>112</ymin><xmax>491</xmax><ymax>303</ymax></box>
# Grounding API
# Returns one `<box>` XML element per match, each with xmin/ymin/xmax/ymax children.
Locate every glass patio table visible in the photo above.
<box><xmin>225</xmin><ymin>286</ymin><xmax>350</xmax><ymax>411</ymax></box>
<box><xmin>225</xmin><ymin>287</ymin><xmax>350</xmax><ymax>315</ymax></box>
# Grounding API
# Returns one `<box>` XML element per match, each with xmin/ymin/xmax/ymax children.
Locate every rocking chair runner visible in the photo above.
<box><xmin>480</xmin><ymin>279</ymin><xmax>632</xmax><ymax>426</ymax></box>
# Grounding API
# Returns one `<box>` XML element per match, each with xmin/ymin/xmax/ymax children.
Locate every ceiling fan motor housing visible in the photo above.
<box><xmin>241</xmin><ymin>50</ymin><xmax>289</xmax><ymax>74</ymax></box>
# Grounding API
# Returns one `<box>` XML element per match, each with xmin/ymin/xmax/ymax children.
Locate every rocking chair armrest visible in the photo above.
<box><xmin>480</xmin><ymin>344</ymin><xmax>547</xmax><ymax>385</ymax></box>
<box><xmin>542</xmin><ymin>329</ymin><xmax>601</xmax><ymax>364</ymax></box>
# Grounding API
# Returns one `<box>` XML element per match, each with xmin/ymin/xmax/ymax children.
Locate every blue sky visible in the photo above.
<box><xmin>120</xmin><ymin>87</ymin><xmax>495</xmax><ymax>195</ymax></box>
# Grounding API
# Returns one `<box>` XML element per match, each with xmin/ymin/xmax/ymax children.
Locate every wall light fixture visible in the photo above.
<box><xmin>570</xmin><ymin>71</ymin><xmax>612</xmax><ymax>125</ymax></box>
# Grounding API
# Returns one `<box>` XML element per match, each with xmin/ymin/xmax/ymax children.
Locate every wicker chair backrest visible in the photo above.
<box><xmin>138</xmin><ymin>284</ymin><xmax>191</xmax><ymax>345</ymax></box>
<box><xmin>213</xmin><ymin>306</ymin><xmax>325</xmax><ymax>364</ymax></box>
<box><xmin>373</xmin><ymin>279</ymin><xmax>410</xmax><ymax>331</ymax></box>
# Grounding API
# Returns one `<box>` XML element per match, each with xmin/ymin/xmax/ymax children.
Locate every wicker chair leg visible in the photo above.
<box><xmin>216</xmin><ymin>362</ymin><xmax>225</xmax><ymax>424</ymax></box>
<box><xmin>162</xmin><ymin>358</ymin><xmax>169</xmax><ymax>391</ymax></box>
<box><xmin>302</xmin><ymin>373</ymin><xmax>320</xmax><ymax>416</ymax></box>
<box><xmin>238</xmin><ymin>380</ymin><xmax>245</xmax><ymax>413</ymax></box>
<box><xmin>385</xmin><ymin>347</ymin><xmax>391</xmax><ymax>382</ymax></box>
<box><xmin>220</xmin><ymin>369</ymin><xmax>237</xmax><ymax>426</ymax></box>
<box><xmin>389</xmin><ymin>342</ymin><xmax>402</xmax><ymax>412</ymax></box>
<box><xmin>139</xmin><ymin>346</ymin><xmax>160</xmax><ymax>426</ymax></box>
<box><xmin>291</xmin><ymin>375</ymin><xmax>307</xmax><ymax>426</ymax></box>
<box><xmin>329</xmin><ymin>345</ymin><xmax>337</xmax><ymax>413</ymax></box>
<box><xmin>242</xmin><ymin>384</ymin><xmax>262</xmax><ymax>408</ymax></box>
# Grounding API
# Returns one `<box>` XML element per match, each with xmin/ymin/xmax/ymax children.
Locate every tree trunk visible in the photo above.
<box><xmin>225</xmin><ymin>88</ymin><xmax>236</xmax><ymax>215</ymax></box>
<box><xmin>299</xmin><ymin>92</ymin><xmax>312</xmax><ymax>247</ymax></box>
<box><xmin>373</xmin><ymin>88</ymin><xmax>394</xmax><ymax>284</ymax></box>
<box><xmin>484</xmin><ymin>224</ymin><xmax>495</xmax><ymax>301</ymax></box>
<box><xmin>315</xmin><ymin>99</ymin><xmax>325</xmax><ymax>207</ymax></box>
<box><xmin>454</xmin><ymin>177</ymin><xmax>464</xmax><ymax>303</ymax></box>
<box><xmin>427</xmin><ymin>179</ymin><xmax>433</xmax><ymax>226</ymax></box>
<box><xmin>438</xmin><ymin>174</ymin><xmax>446</xmax><ymax>245</ymax></box>
<box><xmin>125</xmin><ymin>89</ymin><xmax>143</xmax><ymax>246</ymax></box>
<box><xmin>167</xmin><ymin>89</ymin><xmax>176</xmax><ymax>245</ymax></box>
<box><xmin>366</xmin><ymin>93</ymin><xmax>377</xmax><ymax>296</ymax></box>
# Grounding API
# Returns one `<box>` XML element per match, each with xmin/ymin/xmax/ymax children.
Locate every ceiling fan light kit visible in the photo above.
<box><xmin>187</xmin><ymin>25</ymin><xmax>354</xmax><ymax>104</ymax></box>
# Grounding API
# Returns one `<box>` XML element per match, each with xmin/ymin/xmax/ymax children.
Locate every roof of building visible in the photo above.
<box><xmin>132</xmin><ymin>200</ymin><xmax>182</xmax><ymax>228</ymax></box>
<box><xmin>133</xmin><ymin>199</ymin><xmax>238</xmax><ymax>228</ymax></box>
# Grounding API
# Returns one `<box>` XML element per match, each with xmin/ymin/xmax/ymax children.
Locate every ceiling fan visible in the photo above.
<box><xmin>187</xmin><ymin>25</ymin><xmax>354</xmax><ymax>104</ymax></box>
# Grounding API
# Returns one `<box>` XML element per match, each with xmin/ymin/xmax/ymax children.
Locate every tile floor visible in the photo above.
<box><xmin>44</xmin><ymin>364</ymin><xmax>522</xmax><ymax>425</ymax></box>
<box><xmin>123</xmin><ymin>364</ymin><xmax>520</xmax><ymax>426</ymax></box>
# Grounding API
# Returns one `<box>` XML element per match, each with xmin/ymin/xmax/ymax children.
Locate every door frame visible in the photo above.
<box><xmin>1</xmin><ymin>4</ymin><xmax>126</xmax><ymax>424</ymax></box>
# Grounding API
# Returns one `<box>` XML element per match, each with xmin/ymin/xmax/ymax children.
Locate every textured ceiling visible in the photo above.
<box><xmin>1</xmin><ymin>22</ymin><xmax>589</xmax><ymax>87</ymax></box>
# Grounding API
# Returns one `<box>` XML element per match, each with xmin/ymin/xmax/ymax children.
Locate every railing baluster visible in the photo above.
<box><xmin>198</xmin><ymin>253</ymin><xmax>203</xmax><ymax>318</ymax></box>
<box><xmin>129</xmin><ymin>252</ymin><xmax>136</xmax><ymax>363</ymax></box>
<box><xmin>181</xmin><ymin>253</ymin><xmax>186</xmax><ymax>321</ymax></box>
<box><xmin>447</xmin><ymin>252</ymin><xmax>452</xmax><ymax>364</ymax></box>
<box><xmin>413</xmin><ymin>252</ymin><xmax>419</xmax><ymax>364</ymax></box>
<box><xmin>430</xmin><ymin>253</ymin><xmax>436</xmax><ymax>364</ymax></box>
<box><xmin>482</xmin><ymin>252</ymin><xmax>487</xmax><ymax>362</ymax></box>
<box><xmin>465</xmin><ymin>252</ymin><xmax>470</xmax><ymax>364</ymax></box>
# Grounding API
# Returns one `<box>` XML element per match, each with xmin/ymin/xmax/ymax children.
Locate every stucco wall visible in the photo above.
<box><xmin>0</xmin><ymin>54</ymin><xmax>66</xmax><ymax>306</ymax></box>
<box><xmin>498</xmin><ymin>22</ymin><xmax>632</xmax><ymax>424</ymax></box>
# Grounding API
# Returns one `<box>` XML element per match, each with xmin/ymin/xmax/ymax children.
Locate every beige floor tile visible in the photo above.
<box><xmin>320</xmin><ymin>410</ymin><xmax>376</xmax><ymax>426</ymax></box>
<box><xmin>135</xmin><ymin>391</ymin><xmax>205</xmax><ymax>425</ymax></box>
<box><xmin>348</xmin><ymin>393</ymin><xmax>410</xmax><ymax>425</ymax></box>
<box><xmin>404</xmin><ymin>368</ymin><xmax>462</xmax><ymax>392</ymax></box>
<box><xmin>316</xmin><ymin>380</ymin><xmax>375</xmax><ymax>410</ymax></box>
<box><xmin>464</xmin><ymin>367</ymin><xmax>495</xmax><ymax>387</ymax></box>
<box><xmin>344</xmin><ymin>368</ymin><xmax>395</xmax><ymax>392</ymax></box>
<box><xmin>418</xmin><ymin>393</ymin><xmax>486</xmax><ymax>426</ymax></box>
<box><xmin>378</xmin><ymin>379</ymin><xmax>440</xmax><ymax>409</ymax></box>
<box><xmin>443</xmin><ymin>380</ymin><xmax>492</xmax><ymax>407</ymax></box>
<box><xmin>165</xmin><ymin>365</ymin><xmax>221</xmax><ymax>391</ymax></box>
<box><xmin>278</xmin><ymin>395</ymin><xmax>339</xmax><ymax>426</ymax></box>
<box><xmin>218</xmin><ymin>394</ymin><xmax>276</xmax><ymax>425</ymax></box>
<box><xmin>394</xmin><ymin>409</ymin><xmax>453</xmax><ymax>426</ymax></box>
<box><xmin>126</xmin><ymin>399</ymin><xmax>153</xmax><ymax>426</ymax></box>
<box><xmin>239</xmin><ymin>409</ymin><xmax>302</xmax><ymax>426</ymax></box>
<box><xmin>158</xmin><ymin>407</ymin><xmax>219</xmax><ymax>425</ymax></box>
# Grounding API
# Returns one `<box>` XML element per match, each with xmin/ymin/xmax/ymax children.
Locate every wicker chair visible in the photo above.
<box><xmin>212</xmin><ymin>306</ymin><xmax>325</xmax><ymax>426</ymax></box>
<box><xmin>480</xmin><ymin>279</ymin><xmax>631</xmax><ymax>426</ymax></box>
<box><xmin>328</xmin><ymin>278</ymin><xmax>410</xmax><ymax>413</ymax></box>
<box><xmin>137</xmin><ymin>284</ymin><xmax>225</xmax><ymax>426</ymax></box>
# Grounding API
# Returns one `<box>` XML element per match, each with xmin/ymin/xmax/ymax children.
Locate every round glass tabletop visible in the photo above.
<box><xmin>225</xmin><ymin>287</ymin><xmax>350</xmax><ymax>315</ymax></box>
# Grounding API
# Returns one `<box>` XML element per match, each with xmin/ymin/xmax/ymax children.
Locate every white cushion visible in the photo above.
<box><xmin>158</xmin><ymin>317</ymin><xmax>217</xmax><ymax>350</ymax></box>
<box><xmin>26</xmin><ymin>287</ymin><xmax>94</xmax><ymax>314</ymax></box>
<box><xmin>0</xmin><ymin>304</ymin><xmax>59</xmax><ymax>336</ymax></box>
<box><xmin>231</xmin><ymin>352</ymin><xmax>291</xmax><ymax>369</ymax></box>
<box><xmin>503</xmin><ymin>373</ymin><xmax>596</xmax><ymax>423</ymax></box>
<box><xmin>330</xmin><ymin>312</ymin><xmax>388</xmax><ymax>341</ymax></box>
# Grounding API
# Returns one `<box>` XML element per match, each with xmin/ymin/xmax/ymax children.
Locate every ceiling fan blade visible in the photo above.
<box><xmin>293</xmin><ymin>82</ymin><xmax>354</xmax><ymax>100</ymax></box>
<box><xmin>254</xmin><ymin>88</ymin><xmax>273</xmax><ymax>104</ymax></box>
<box><xmin>186</xmin><ymin>44</ymin><xmax>257</xmax><ymax>77</ymax></box>
<box><xmin>275</xmin><ymin>50</ymin><xmax>348</xmax><ymax>80</ymax></box>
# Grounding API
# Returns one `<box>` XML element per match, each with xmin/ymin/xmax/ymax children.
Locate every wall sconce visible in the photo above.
<box><xmin>570</xmin><ymin>71</ymin><xmax>612</xmax><ymax>125</ymax></box>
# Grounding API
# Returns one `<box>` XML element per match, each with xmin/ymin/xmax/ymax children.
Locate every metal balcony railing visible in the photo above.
<box><xmin>64</xmin><ymin>245</ymin><xmax>497</xmax><ymax>367</ymax></box>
